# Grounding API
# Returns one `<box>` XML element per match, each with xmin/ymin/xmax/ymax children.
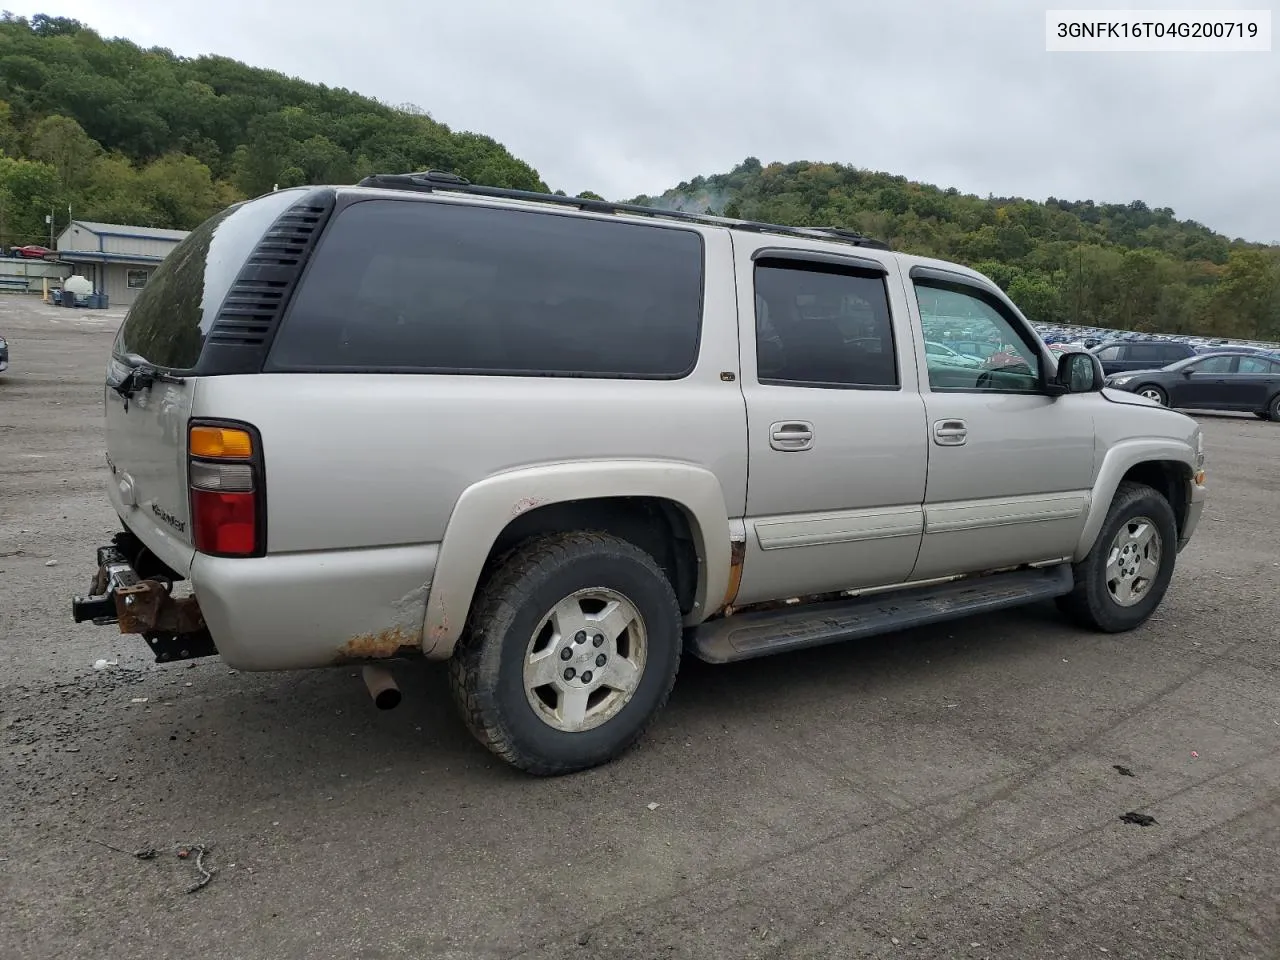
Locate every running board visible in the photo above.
<box><xmin>687</xmin><ymin>565</ymin><xmax>1074</xmax><ymax>664</ymax></box>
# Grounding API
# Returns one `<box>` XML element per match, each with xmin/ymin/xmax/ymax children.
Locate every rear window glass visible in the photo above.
<box><xmin>1128</xmin><ymin>342</ymin><xmax>1191</xmax><ymax>363</ymax></box>
<box><xmin>1128</xmin><ymin>343</ymin><xmax>1167</xmax><ymax>362</ymax></box>
<box><xmin>115</xmin><ymin>189</ymin><xmax>312</xmax><ymax>369</ymax></box>
<box><xmin>266</xmin><ymin>199</ymin><xmax>704</xmax><ymax>378</ymax></box>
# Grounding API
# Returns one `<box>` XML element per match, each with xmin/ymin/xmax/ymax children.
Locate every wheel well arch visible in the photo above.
<box><xmin>421</xmin><ymin>461</ymin><xmax>732</xmax><ymax>658</ymax></box>
<box><xmin>482</xmin><ymin>497</ymin><xmax>701</xmax><ymax>616</ymax></box>
<box><xmin>1119</xmin><ymin>460</ymin><xmax>1191</xmax><ymax>536</ymax></box>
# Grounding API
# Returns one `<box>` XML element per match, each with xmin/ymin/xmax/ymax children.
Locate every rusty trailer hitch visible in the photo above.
<box><xmin>72</xmin><ymin>540</ymin><xmax>218</xmax><ymax>663</ymax></box>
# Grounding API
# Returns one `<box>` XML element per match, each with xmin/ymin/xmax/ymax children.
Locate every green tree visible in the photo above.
<box><xmin>29</xmin><ymin>113</ymin><xmax>100</xmax><ymax>194</ymax></box>
<box><xmin>0</xmin><ymin>154</ymin><xmax>60</xmax><ymax>245</ymax></box>
<box><xmin>1007</xmin><ymin>274</ymin><xmax>1061</xmax><ymax>324</ymax></box>
<box><xmin>139</xmin><ymin>154</ymin><xmax>222</xmax><ymax>228</ymax></box>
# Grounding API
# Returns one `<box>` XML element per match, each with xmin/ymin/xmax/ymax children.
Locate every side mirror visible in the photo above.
<box><xmin>1182</xmin><ymin>368</ymin><xmax>1195</xmax><ymax>378</ymax></box>
<box><xmin>1048</xmin><ymin>350</ymin><xmax>1104</xmax><ymax>395</ymax></box>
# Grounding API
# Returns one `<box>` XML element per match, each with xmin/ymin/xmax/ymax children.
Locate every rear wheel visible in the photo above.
<box><xmin>1056</xmin><ymin>481</ymin><xmax>1177</xmax><ymax>633</ymax></box>
<box><xmin>1136</xmin><ymin>385</ymin><xmax>1167</xmax><ymax>406</ymax></box>
<box><xmin>449</xmin><ymin>531</ymin><xmax>682</xmax><ymax>775</ymax></box>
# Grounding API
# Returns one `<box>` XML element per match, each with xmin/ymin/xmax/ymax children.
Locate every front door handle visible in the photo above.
<box><xmin>770</xmin><ymin>421</ymin><xmax>814</xmax><ymax>451</ymax></box>
<box><xmin>933</xmin><ymin>419</ymin><xmax>968</xmax><ymax>446</ymax></box>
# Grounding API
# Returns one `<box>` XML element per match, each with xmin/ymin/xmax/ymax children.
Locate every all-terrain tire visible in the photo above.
<box><xmin>1056</xmin><ymin>481</ymin><xmax>1178</xmax><ymax>633</ymax></box>
<box><xmin>448</xmin><ymin>531</ymin><xmax>682</xmax><ymax>776</ymax></box>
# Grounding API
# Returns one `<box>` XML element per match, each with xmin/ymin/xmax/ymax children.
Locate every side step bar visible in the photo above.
<box><xmin>687</xmin><ymin>565</ymin><xmax>1074</xmax><ymax>664</ymax></box>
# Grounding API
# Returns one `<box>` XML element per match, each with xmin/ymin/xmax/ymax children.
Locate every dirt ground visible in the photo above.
<box><xmin>1</xmin><ymin>295</ymin><xmax>1277</xmax><ymax>960</ymax></box>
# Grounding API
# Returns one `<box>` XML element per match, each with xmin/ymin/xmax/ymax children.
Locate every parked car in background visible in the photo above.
<box><xmin>924</xmin><ymin>340</ymin><xmax>982</xmax><ymax>368</ymax></box>
<box><xmin>1105</xmin><ymin>351</ymin><xmax>1280</xmax><ymax>420</ymax></box>
<box><xmin>0</xmin><ymin>333</ymin><xmax>8</xmax><ymax>375</ymax></box>
<box><xmin>941</xmin><ymin>339</ymin><xmax>999</xmax><ymax>361</ymax></box>
<box><xmin>9</xmin><ymin>244</ymin><xmax>53</xmax><ymax>260</ymax></box>
<box><xmin>983</xmin><ymin>344</ymin><xmax>1034</xmax><ymax>374</ymax></box>
<box><xmin>1091</xmin><ymin>339</ymin><xmax>1198</xmax><ymax>375</ymax></box>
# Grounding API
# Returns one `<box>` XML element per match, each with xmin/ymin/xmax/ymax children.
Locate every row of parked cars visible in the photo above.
<box><xmin>923</xmin><ymin>325</ymin><xmax>1280</xmax><ymax>421</ymax></box>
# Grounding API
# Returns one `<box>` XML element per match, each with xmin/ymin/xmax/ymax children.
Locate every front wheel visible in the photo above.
<box><xmin>1266</xmin><ymin>393</ymin><xmax>1280</xmax><ymax>422</ymax></box>
<box><xmin>449</xmin><ymin>531</ymin><xmax>682</xmax><ymax>776</ymax></box>
<box><xmin>1056</xmin><ymin>481</ymin><xmax>1177</xmax><ymax>633</ymax></box>
<box><xmin>1136</xmin><ymin>385</ymin><xmax>1167</xmax><ymax>406</ymax></box>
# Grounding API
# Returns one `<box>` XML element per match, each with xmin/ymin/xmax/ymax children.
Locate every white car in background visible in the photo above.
<box><xmin>925</xmin><ymin>340</ymin><xmax>983</xmax><ymax>368</ymax></box>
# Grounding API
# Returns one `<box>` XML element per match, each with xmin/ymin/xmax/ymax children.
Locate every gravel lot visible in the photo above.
<box><xmin>2</xmin><ymin>295</ymin><xmax>1278</xmax><ymax>960</ymax></box>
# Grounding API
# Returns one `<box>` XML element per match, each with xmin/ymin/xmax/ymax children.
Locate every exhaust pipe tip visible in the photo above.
<box><xmin>361</xmin><ymin>665</ymin><xmax>401</xmax><ymax>710</ymax></box>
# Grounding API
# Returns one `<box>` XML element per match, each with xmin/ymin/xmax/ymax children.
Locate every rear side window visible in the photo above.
<box><xmin>115</xmin><ymin>188</ymin><xmax>311</xmax><ymax>370</ymax></box>
<box><xmin>1238</xmin><ymin>356</ymin><xmax>1279</xmax><ymax>374</ymax></box>
<box><xmin>1128</xmin><ymin>343</ymin><xmax>1167</xmax><ymax>363</ymax></box>
<box><xmin>266</xmin><ymin>199</ymin><xmax>705</xmax><ymax>378</ymax></box>
<box><xmin>753</xmin><ymin>260</ymin><xmax>898</xmax><ymax>388</ymax></box>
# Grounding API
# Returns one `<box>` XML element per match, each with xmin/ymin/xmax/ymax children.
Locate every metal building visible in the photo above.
<box><xmin>55</xmin><ymin>221</ymin><xmax>190</xmax><ymax>308</ymax></box>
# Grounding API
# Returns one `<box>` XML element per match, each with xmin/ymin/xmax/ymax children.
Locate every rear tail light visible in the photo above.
<box><xmin>188</xmin><ymin>421</ymin><xmax>265</xmax><ymax>557</ymax></box>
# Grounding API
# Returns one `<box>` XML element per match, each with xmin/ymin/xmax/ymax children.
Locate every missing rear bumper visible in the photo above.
<box><xmin>72</xmin><ymin>537</ymin><xmax>218</xmax><ymax>663</ymax></box>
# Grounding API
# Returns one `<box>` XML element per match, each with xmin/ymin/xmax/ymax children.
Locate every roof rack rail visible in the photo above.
<box><xmin>355</xmin><ymin>171</ymin><xmax>891</xmax><ymax>251</ymax></box>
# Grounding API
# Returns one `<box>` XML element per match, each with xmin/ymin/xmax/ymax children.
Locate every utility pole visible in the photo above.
<box><xmin>48</xmin><ymin>207</ymin><xmax>54</xmax><ymax>249</ymax></box>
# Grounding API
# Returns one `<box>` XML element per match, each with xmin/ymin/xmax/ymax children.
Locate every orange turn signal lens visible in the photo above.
<box><xmin>189</xmin><ymin>425</ymin><xmax>253</xmax><ymax>459</ymax></box>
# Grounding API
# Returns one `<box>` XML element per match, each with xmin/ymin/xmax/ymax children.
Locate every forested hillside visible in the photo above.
<box><xmin>2</xmin><ymin>14</ymin><xmax>1275</xmax><ymax>340</ymax></box>
<box><xmin>633</xmin><ymin>159</ymin><xmax>1280</xmax><ymax>342</ymax></box>
<box><xmin>0</xmin><ymin>13</ymin><xmax>544</xmax><ymax>245</ymax></box>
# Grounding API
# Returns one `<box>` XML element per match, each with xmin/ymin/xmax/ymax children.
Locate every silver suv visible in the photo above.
<box><xmin>72</xmin><ymin>172</ymin><xmax>1208</xmax><ymax>775</ymax></box>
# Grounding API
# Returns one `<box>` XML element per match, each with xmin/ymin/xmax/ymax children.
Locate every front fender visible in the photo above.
<box><xmin>421</xmin><ymin>460</ymin><xmax>732</xmax><ymax>658</ymax></box>
<box><xmin>1074</xmin><ymin>438</ymin><xmax>1198</xmax><ymax>560</ymax></box>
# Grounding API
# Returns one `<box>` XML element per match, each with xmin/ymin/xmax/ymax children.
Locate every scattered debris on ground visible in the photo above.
<box><xmin>87</xmin><ymin>838</ymin><xmax>216</xmax><ymax>893</ymax></box>
<box><xmin>1119</xmin><ymin>812</ymin><xmax>1158</xmax><ymax>827</ymax></box>
<box><xmin>1113</xmin><ymin>765</ymin><xmax>1135</xmax><ymax>777</ymax></box>
<box><xmin>174</xmin><ymin>842</ymin><xmax>216</xmax><ymax>894</ymax></box>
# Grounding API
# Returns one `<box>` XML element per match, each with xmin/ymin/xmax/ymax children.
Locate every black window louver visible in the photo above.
<box><xmin>207</xmin><ymin>199</ymin><xmax>332</xmax><ymax>347</ymax></box>
<box><xmin>195</xmin><ymin>189</ymin><xmax>335</xmax><ymax>375</ymax></box>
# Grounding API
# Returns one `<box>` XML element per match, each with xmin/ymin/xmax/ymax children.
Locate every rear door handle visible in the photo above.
<box><xmin>933</xmin><ymin>419</ymin><xmax>968</xmax><ymax>446</ymax></box>
<box><xmin>770</xmin><ymin>421</ymin><xmax>814</xmax><ymax>451</ymax></box>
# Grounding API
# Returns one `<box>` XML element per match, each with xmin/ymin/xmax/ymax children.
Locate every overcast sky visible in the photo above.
<box><xmin>15</xmin><ymin>0</ymin><xmax>1280</xmax><ymax>242</ymax></box>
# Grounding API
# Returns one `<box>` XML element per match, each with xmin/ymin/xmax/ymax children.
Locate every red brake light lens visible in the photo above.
<box><xmin>191</xmin><ymin>489</ymin><xmax>257</xmax><ymax>555</ymax></box>
<box><xmin>188</xmin><ymin>421</ymin><xmax>264</xmax><ymax>558</ymax></box>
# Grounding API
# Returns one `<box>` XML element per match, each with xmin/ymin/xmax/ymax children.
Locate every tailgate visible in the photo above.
<box><xmin>105</xmin><ymin>357</ymin><xmax>197</xmax><ymax>576</ymax></box>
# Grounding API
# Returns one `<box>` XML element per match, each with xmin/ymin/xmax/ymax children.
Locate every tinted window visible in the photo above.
<box><xmin>1190</xmin><ymin>356</ymin><xmax>1236</xmax><ymax>374</ymax></box>
<box><xmin>1095</xmin><ymin>345</ymin><xmax>1123</xmax><ymax>360</ymax></box>
<box><xmin>115</xmin><ymin>188</ymin><xmax>311</xmax><ymax>369</ymax></box>
<box><xmin>1237</xmin><ymin>356</ymin><xmax>1276</xmax><ymax>374</ymax></box>
<box><xmin>753</xmin><ymin>260</ymin><xmax>897</xmax><ymax>388</ymax></box>
<box><xmin>1128</xmin><ymin>343</ymin><xmax>1170</xmax><ymax>363</ymax></box>
<box><xmin>914</xmin><ymin>280</ymin><xmax>1041</xmax><ymax>392</ymax></box>
<box><xmin>267</xmin><ymin>199</ymin><xmax>704</xmax><ymax>378</ymax></box>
